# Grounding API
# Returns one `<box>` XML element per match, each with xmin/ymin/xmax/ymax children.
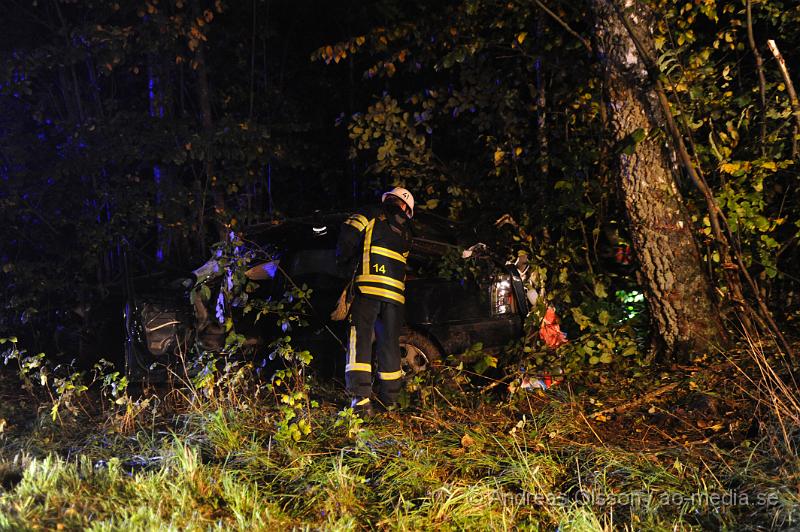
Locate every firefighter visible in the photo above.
<box><xmin>336</xmin><ymin>187</ymin><xmax>414</xmax><ymax>415</ymax></box>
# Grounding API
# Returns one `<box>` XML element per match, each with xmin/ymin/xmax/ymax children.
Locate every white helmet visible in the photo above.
<box><xmin>382</xmin><ymin>186</ymin><xmax>414</xmax><ymax>218</ymax></box>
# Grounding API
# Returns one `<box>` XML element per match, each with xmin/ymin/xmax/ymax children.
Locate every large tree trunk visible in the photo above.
<box><xmin>593</xmin><ymin>0</ymin><xmax>723</xmax><ymax>361</ymax></box>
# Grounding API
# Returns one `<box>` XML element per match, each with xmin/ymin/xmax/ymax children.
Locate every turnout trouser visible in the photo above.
<box><xmin>345</xmin><ymin>296</ymin><xmax>403</xmax><ymax>404</ymax></box>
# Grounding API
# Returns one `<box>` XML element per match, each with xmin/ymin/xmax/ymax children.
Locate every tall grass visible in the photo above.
<box><xmin>2</xmin><ymin>336</ymin><xmax>800</xmax><ymax>529</ymax></box>
<box><xmin>736</xmin><ymin>331</ymin><xmax>800</xmax><ymax>452</ymax></box>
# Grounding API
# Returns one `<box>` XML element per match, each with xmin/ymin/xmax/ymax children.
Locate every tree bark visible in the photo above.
<box><xmin>592</xmin><ymin>0</ymin><xmax>723</xmax><ymax>361</ymax></box>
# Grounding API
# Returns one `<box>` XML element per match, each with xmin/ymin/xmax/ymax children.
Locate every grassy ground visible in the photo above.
<box><xmin>1</xmin><ymin>349</ymin><xmax>799</xmax><ymax>531</ymax></box>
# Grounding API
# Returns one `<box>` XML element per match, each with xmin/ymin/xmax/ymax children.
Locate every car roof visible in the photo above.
<box><xmin>244</xmin><ymin>211</ymin><xmax>468</xmax><ymax>255</ymax></box>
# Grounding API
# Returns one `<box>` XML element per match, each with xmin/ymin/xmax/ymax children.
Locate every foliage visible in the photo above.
<box><xmin>651</xmin><ymin>0</ymin><xmax>800</xmax><ymax>293</ymax></box>
<box><xmin>333</xmin><ymin>407</ymin><xmax>365</xmax><ymax>440</ymax></box>
<box><xmin>182</xmin><ymin>231</ymin><xmax>320</xmax><ymax>442</ymax></box>
<box><xmin>311</xmin><ymin>0</ymin><xmax>800</xmax><ymax>369</ymax></box>
<box><xmin>0</xmin><ymin>336</ymin><xmax>153</xmax><ymax>428</ymax></box>
<box><xmin>558</xmin><ymin>299</ymin><xmax>646</xmax><ymax>375</ymax></box>
<box><xmin>2</xmin><ymin>355</ymin><xmax>799</xmax><ymax>529</ymax></box>
<box><xmin>264</xmin><ymin>336</ymin><xmax>317</xmax><ymax>443</ymax></box>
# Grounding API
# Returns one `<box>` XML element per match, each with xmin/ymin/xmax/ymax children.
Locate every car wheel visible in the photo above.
<box><xmin>399</xmin><ymin>331</ymin><xmax>441</xmax><ymax>376</ymax></box>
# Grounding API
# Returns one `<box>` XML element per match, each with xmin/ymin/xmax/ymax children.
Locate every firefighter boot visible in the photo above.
<box><xmin>350</xmin><ymin>397</ymin><xmax>374</xmax><ymax>417</ymax></box>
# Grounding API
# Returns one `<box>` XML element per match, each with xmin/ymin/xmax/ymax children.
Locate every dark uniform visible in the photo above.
<box><xmin>336</xmin><ymin>203</ymin><xmax>411</xmax><ymax>407</ymax></box>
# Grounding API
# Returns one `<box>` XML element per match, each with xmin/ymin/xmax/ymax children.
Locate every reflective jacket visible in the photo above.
<box><xmin>336</xmin><ymin>205</ymin><xmax>411</xmax><ymax>305</ymax></box>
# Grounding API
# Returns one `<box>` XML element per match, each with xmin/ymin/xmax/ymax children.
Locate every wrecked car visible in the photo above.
<box><xmin>123</xmin><ymin>212</ymin><xmax>531</xmax><ymax>380</ymax></box>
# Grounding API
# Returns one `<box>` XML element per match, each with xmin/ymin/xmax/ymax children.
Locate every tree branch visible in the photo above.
<box><xmin>746</xmin><ymin>0</ymin><xmax>768</xmax><ymax>154</ymax></box>
<box><xmin>533</xmin><ymin>0</ymin><xmax>591</xmax><ymax>52</ymax></box>
<box><xmin>767</xmin><ymin>40</ymin><xmax>800</xmax><ymax>158</ymax></box>
<box><xmin>592</xmin><ymin>382</ymin><xmax>678</xmax><ymax>416</ymax></box>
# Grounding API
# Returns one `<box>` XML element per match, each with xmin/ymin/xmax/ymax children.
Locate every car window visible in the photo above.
<box><xmin>286</xmin><ymin>249</ymin><xmax>340</xmax><ymax>278</ymax></box>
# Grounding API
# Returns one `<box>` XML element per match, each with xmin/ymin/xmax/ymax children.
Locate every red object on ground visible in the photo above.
<box><xmin>615</xmin><ymin>244</ymin><xmax>632</xmax><ymax>265</ymax></box>
<box><xmin>539</xmin><ymin>306</ymin><xmax>568</xmax><ymax>349</ymax></box>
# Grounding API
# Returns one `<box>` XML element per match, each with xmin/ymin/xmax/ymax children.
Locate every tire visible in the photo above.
<box><xmin>398</xmin><ymin>330</ymin><xmax>441</xmax><ymax>376</ymax></box>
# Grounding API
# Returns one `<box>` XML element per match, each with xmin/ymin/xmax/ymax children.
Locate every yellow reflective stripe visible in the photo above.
<box><xmin>352</xmin><ymin>214</ymin><xmax>369</xmax><ymax>227</ymax></box>
<box><xmin>356</xmin><ymin>274</ymin><xmax>405</xmax><ymax>290</ymax></box>
<box><xmin>371</xmin><ymin>246</ymin><xmax>407</xmax><ymax>263</ymax></box>
<box><xmin>345</xmin><ymin>219</ymin><xmax>366</xmax><ymax>232</ymax></box>
<box><xmin>348</xmin><ymin>326</ymin><xmax>356</xmax><ymax>367</ymax></box>
<box><xmin>354</xmin><ymin>397</ymin><xmax>371</xmax><ymax>406</ymax></box>
<box><xmin>346</xmin><ymin>362</ymin><xmax>372</xmax><ymax>373</ymax></box>
<box><xmin>378</xmin><ymin>370</ymin><xmax>403</xmax><ymax>381</ymax></box>
<box><xmin>358</xmin><ymin>286</ymin><xmax>405</xmax><ymax>304</ymax></box>
<box><xmin>362</xmin><ymin>219</ymin><xmax>375</xmax><ymax>276</ymax></box>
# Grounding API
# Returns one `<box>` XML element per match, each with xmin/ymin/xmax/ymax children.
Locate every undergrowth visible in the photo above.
<box><xmin>1</xmin><ymin>340</ymin><xmax>799</xmax><ymax>531</ymax></box>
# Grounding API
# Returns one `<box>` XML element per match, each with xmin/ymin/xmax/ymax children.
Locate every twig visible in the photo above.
<box><xmin>591</xmin><ymin>382</ymin><xmax>678</xmax><ymax>417</ymax></box>
<box><xmin>533</xmin><ymin>0</ymin><xmax>591</xmax><ymax>52</ymax></box>
<box><xmin>767</xmin><ymin>39</ymin><xmax>800</xmax><ymax>157</ymax></box>
<box><xmin>479</xmin><ymin>373</ymin><xmax>515</xmax><ymax>394</ymax></box>
<box><xmin>746</xmin><ymin>0</ymin><xmax>768</xmax><ymax>154</ymax></box>
<box><xmin>433</xmin><ymin>386</ymin><xmax>468</xmax><ymax>416</ymax></box>
<box><xmin>21</xmin><ymin>199</ymin><xmax>59</xmax><ymax>235</ymax></box>
<box><xmin>577</xmin><ymin>410</ymin><xmax>605</xmax><ymax>446</ymax></box>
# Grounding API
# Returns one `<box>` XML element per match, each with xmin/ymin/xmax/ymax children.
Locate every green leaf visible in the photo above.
<box><xmin>571</xmin><ymin>307</ymin><xmax>592</xmax><ymax>330</ymax></box>
<box><xmin>620</xmin><ymin>128</ymin><xmax>646</xmax><ymax>155</ymax></box>
<box><xmin>594</xmin><ymin>282</ymin><xmax>608</xmax><ymax>299</ymax></box>
<box><xmin>622</xmin><ymin>345</ymin><xmax>638</xmax><ymax>357</ymax></box>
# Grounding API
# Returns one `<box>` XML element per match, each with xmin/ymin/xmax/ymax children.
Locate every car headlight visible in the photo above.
<box><xmin>491</xmin><ymin>274</ymin><xmax>516</xmax><ymax>316</ymax></box>
<box><xmin>192</xmin><ymin>258</ymin><xmax>221</xmax><ymax>284</ymax></box>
